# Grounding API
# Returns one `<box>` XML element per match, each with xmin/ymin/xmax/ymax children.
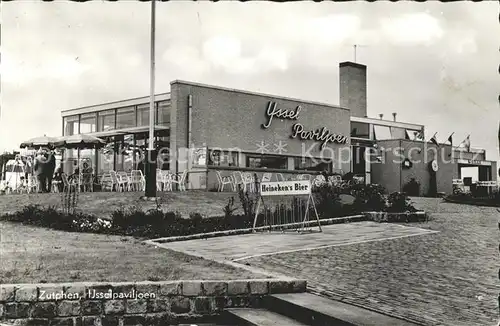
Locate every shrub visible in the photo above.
<box><xmin>386</xmin><ymin>192</ymin><xmax>417</xmax><ymax>213</ymax></box>
<box><xmin>313</xmin><ymin>183</ymin><xmax>342</xmax><ymax>218</ymax></box>
<box><xmin>349</xmin><ymin>183</ymin><xmax>387</xmax><ymax>212</ymax></box>
<box><xmin>223</xmin><ymin>196</ymin><xmax>238</xmax><ymax>218</ymax></box>
<box><xmin>402</xmin><ymin>178</ymin><xmax>420</xmax><ymax>196</ymax></box>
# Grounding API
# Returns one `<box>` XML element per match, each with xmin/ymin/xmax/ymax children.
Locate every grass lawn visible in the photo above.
<box><xmin>0</xmin><ymin>220</ymin><xmax>260</xmax><ymax>284</ymax></box>
<box><xmin>0</xmin><ymin>190</ymin><xmax>243</xmax><ymax>219</ymax></box>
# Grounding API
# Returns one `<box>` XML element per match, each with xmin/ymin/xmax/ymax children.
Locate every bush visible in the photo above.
<box><xmin>402</xmin><ymin>178</ymin><xmax>420</xmax><ymax>196</ymax></box>
<box><xmin>349</xmin><ymin>183</ymin><xmax>387</xmax><ymax>212</ymax></box>
<box><xmin>386</xmin><ymin>192</ymin><xmax>417</xmax><ymax>213</ymax></box>
<box><xmin>313</xmin><ymin>183</ymin><xmax>342</xmax><ymax>218</ymax></box>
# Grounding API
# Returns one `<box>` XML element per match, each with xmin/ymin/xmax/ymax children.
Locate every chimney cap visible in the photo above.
<box><xmin>340</xmin><ymin>61</ymin><xmax>367</xmax><ymax>70</ymax></box>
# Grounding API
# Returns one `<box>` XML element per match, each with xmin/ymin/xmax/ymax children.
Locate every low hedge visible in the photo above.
<box><xmin>0</xmin><ymin>203</ymin><xmax>362</xmax><ymax>239</ymax></box>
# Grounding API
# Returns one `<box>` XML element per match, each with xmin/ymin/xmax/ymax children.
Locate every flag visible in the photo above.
<box><xmin>447</xmin><ymin>133</ymin><xmax>454</xmax><ymax>146</ymax></box>
<box><xmin>413</xmin><ymin>127</ymin><xmax>425</xmax><ymax>141</ymax></box>
<box><xmin>460</xmin><ymin>135</ymin><xmax>471</xmax><ymax>151</ymax></box>
<box><xmin>429</xmin><ymin>133</ymin><xmax>439</xmax><ymax>147</ymax></box>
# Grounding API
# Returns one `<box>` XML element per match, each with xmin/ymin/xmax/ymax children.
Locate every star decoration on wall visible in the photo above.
<box><xmin>255</xmin><ymin>141</ymin><xmax>270</xmax><ymax>154</ymax></box>
<box><xmin>274</xmin><ymin>141</ymin><xmax>288</xmax><ymax>154</ymax></box>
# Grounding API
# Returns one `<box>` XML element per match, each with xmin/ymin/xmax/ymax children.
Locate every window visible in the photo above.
<box><xmin>351</xmin><ymin>122</ymin><xmax>370</xmax><ymax>139</ymax></box>
<box><xmin>136</xmin><ymin>104</ymin><xmax>150</xmax><ymax>127</ymax></box>
<box><xmin>294</xmin><ymin>157</ymin><xmax>332</xmax><ymax>172</ymax></box>
<box><xmin>98</xmin><ymin>110</ymin><xmax>115</xmax><ymax>132</ymax></box>
<box><xmin>63</xmin><ymin>115</ymin><xmax>79</xmax><ymax>136</ymax></box>
<box><xmin>373</xmin><ymin>125</ymin><xmax>392</xmax><ymax>140</ymax></box>
<box><xmin>390</xmin><ymin>127</ymin><xmax>406</xmax><ymax>139</ymax></box>
<box><xmin>208</xmin><ymin>150</ymin><xmax>238</xmax><ymax>167</ymax></box>
<box><xmin>116</xmin><ymin>107</ymin><xmax>136</xmax><ymax>129</ymax></box>
<box><xmin>156</xmin><ymin>101</ymin><xmax>170</xmax><ymax>125</ymax></box>
<box><xmin>246</xmin><ymin>154</ymin><xmax>287</xmax><ymax>169</ymax></box>
<box><xmin>79</xmin><ymin>113</ymin><xmax>97</xmax><ymax>134</ymax></box>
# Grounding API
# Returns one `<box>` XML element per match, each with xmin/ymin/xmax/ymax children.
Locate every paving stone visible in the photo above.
<box><xmin>241</xmin><ymin>198</ymin><xmax>500</xmax><ymax>326</ymax></box>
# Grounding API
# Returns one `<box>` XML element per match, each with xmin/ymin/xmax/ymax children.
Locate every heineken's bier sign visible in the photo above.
<box><xmin>260</xmin><ymin>180</ymin><xmax>311</xmax><ymax>196</ymax></box>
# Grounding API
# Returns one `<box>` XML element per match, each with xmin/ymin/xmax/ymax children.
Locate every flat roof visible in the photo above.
<box><xmin>61</xmin><ymin>93</ymin><xmax>171</xmax><ymax>117</ymax></box>
<box><xmin>351</xmin><ymin>116</ymin><xmax>424</xmax><ymax>130</ymax></box>
<box><xmin>170</xmin><ymin>80</ymin><xmax>351</xmax><ymax>112</ymax></box>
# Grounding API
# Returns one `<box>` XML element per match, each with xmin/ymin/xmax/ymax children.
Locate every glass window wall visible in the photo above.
<box><xmin>246</xmin><ymin>154</ymin><xmax>287</xmax><ymax>169</ymax></box>
<box><xmin>373</xmin><ymin>125</ymin><xmax>392</xmax><ymax>140</ymax></box>
<box><xmin>98</xmin><ymin>110</ymin><xmax>115</xmax><ymax>132</ymax></box>
<box><xmin>136</xmin><ymin>104</ymin><xmax>150</xmax><ymax>127</ymax></box>
<box><xmin>156</xmin><ymin>101</ymin><xmax>170</xmax><ymax>125</ymax></box>
<box><xmin>208</xmin><ymin>150</ymin><xmax>238</xmax><ymax>167</ymax></box>
<box><xmin>351</xmin><ymin>122</ymin><xmax>370</xmax><ymax>139</ymax></box>
<box><xmin>116</xmin><ymin>107</ymin><xmax>136</xmax><ymax>129</ymax></box>
<box><xmin>63</xmin><ymin>115</ymin><xmax>79</xmax><ymax>136</ymax></box>
<box><xmin>294</xmin><ymin>157</ymin><xmax>332</xmax><ymax>172</ymax></box>
<box><xmin>80</xmin><ymin>113</ymin><xmax>97</xmax><ymax>134</ymax></box>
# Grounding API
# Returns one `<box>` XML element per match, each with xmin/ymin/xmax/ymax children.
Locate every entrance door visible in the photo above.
<box><xmin>352</xmin><ymin>146</ymin><xmax>366</xmax><ymax>177</ymax></box>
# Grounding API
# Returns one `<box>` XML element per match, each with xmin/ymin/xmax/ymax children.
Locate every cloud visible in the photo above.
<box><xmin>381</xmin><ymin>13</ymin><xmax>444</xmax><ymax>46</ymax></box>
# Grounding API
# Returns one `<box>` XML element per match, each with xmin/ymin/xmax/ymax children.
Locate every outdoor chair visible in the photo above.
<box><xmin>242</xmin><ymin>172</ymin><xmax>256</xmax><ymax>193</ymax></box>
<box><xmin>27</xmin><ymin>175</ymin><xmax>39</xmax><ymax>194</ymax></box>
<box><xmin>232</xmin><ymin>171</ymin><xmax>246</xmax><ymax>192</ymax></box>
<box><xmin>117</xmin><ymin>172</ymin><xmax>130</xmax><ymax>191</ymax></box>
<box><xmin>261</xmin><ymin>173</ymin><xmax>272</xmax><ymax>182</ymax></box>
<box><xmin>161</xmin><ymin>171</ymin><xmax>173</xmax><ymax>191</ymax></box>
<box><xmin>170</xmin><ymin>170</ymin><xmax>188</xmax><ymax>191</ymax></box>
<box><xmin>156</xmin><ymin>169</ymin><xmax>163</xmax><ymax>191</ymax></box>
<box><xmin>100</xmin><ymin>173</ymin><xmax>114</xmax><ymax>192</ymax></box>
<box><xmin>129</xmin><ymin>170</ymin><xmax>145</xmax><ymax>191</ymax></box>
<box><xmin>109</xmin><ymin>171</ymin><xmax>126</xmax><ymax>192</ymax></box>
<box><xmin>275</xmin><ymin>173</ymin><xmax>285</xmax><ymax>182</ymax></box>
<box><xmin>216</xmin><ymin>171</ymin><xmax>233</xmax><ymax>192</ymax></box>
<box><xmin>299</xmin><ymin>174</ymin><xmax>312</xmax><ymax>181</ymax></box>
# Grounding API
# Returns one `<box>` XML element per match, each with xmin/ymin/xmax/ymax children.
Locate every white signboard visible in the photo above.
<box><xmin>476</xmin><ymin>181</ymin><xmax>498</xmax><ymax>187</ymax></box>
<box><xmin>456</xmin><ymin>159</ymin><xmax>492</xmax><ymax>166</ymax></box>
<box><xmin>260</xmin><ymin>180</ymin><xmax>311</xmax><ymax>196</ymax></box>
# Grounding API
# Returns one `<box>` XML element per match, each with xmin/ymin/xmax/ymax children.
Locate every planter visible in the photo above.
<box><xmin>363</xmin><ymin>211</ymin><xmax>428</xmax><ymax>223</ymax></box>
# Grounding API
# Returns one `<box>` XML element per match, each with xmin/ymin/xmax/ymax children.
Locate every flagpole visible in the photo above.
<box><xmin>145</xmin><ymin>0</ymin><xmax>157</xmax><ymax>198</ymax></box>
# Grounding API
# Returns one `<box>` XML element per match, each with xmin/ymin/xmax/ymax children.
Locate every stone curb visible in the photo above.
<box><xmin>0</xmin><ymin>279</ymin><xmax>306</xmax><ymax>323</ymax></box>
<box><xmin>363</xmin><ymin>211</ymin><xmax>428</xmax><ymax>223</ymax></box>
<box><xmin>148</xmin><ymin>215</ymin><xmax>367</xmax><ymax>244</ymax></box>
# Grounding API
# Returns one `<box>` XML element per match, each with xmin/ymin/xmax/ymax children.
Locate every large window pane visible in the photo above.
<box><xmin>136</xmin><ymin>104</ymin><xmax>150</xmax><ymax>127</ymax></box>
<box><xmin>116</xmin><ymin>107</ymin><xmax>136</xmax><ymax>129</ymax></box>
<box><xmin>63</xmin><ymin>115</ymin><xmax>79</xmax><ymax>136</ymax></box>
<box><xmin>98</xmin><ymin>110</ymin><xmax>115</xmax><ymax>132</ymax></box>
<box><xmin>80</xmin><ymin>113</ymin><xmax>97</xmax><ymax>134</ymax></box>
<box><xmin>246</xmin><ymin>154</ymin><xmax>287</xmax><ymax>169</ymax></box>
<box><xmin>373</xmin><ymin>125</ymin><xmax>392</xmax><ymax>140</ymax></box>
<box><xmin>208</xmin><ymin>150</ymin><xmax>238</xmax><ymax>167</ymax></box>
<box><xmin>351</xmin><ymin>122</ymin><xmax>370</xmax><ymax>139</ymax></box>
<box><xmin>390</xmin><ymin>127</ymin><xmax>406</xmax><ymax>139</ymax></box>
<box><xmin>294</xmin><ymin>157</ymin><xmax>331</xmax><ymax>172</ymax></box>
<box><xmin>156</xmin><ymin>101</ymin><xmax>170</xmax><ymax>125</ymax></box>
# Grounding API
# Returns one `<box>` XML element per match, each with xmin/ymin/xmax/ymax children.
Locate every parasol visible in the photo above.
<box><xmin>55</xmin><ymin>134</ymin><xmax>106</xmax><ymax>149</ymax></box>
<box><xmin>20</xmin><ymin>136</ymin><xmax>60</xmax><ymax>149</ymax></box>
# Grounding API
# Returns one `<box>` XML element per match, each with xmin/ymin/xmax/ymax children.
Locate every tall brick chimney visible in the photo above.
<box><xmin>339</xmin><ymin>61</ymin><xmax>367</xmax><ymax>118</ymax></box>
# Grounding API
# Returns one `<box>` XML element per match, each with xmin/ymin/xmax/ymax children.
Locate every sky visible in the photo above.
<box><xmin>1</xmin><ymin>1</ymin><xmax>499</xmax><ymax>162</ymax></box>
